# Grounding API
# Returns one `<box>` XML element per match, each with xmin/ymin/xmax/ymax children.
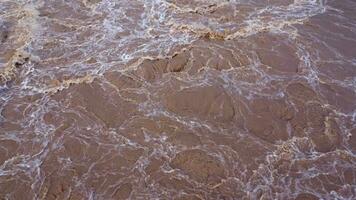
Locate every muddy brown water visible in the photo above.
<box><xmin>0</xmin><ymin>0</ymin><xmax>355</xmax><ymax>199</ymax></box>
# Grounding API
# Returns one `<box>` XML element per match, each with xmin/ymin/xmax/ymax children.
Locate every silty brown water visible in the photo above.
<box><xmin>0</xmin><ymin>0</ymin><xmax>355</xmax><ymax>199</ymax></box>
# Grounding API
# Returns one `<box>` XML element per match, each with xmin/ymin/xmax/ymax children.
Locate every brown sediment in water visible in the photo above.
<box><xmin>1</xmin><ymin>0</ymin><xmax>356</xmax><ymax>200</ymax></box>
<box><xmin>0</xmin><ymin>50</ymin><xmax>31</xmax><ymax>84</ymax></box>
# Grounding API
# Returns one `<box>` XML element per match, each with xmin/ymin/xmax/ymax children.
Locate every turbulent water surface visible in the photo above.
<box><xmin>0</xmin><ymin>0</ymin><xmax>356</xmax><ymax>199</ymax></box>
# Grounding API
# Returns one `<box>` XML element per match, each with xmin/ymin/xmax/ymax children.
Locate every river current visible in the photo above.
<box><xmin>0</xmin><ymin>0</ymin><xmax>355</xmax><ymax>199</ymax></box>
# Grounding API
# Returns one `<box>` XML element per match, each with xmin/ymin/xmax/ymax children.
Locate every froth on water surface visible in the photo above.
<box><xmin>0</xmin><ymin>0</ymin><xmax>356</xmax><ymax>199</ymax></box>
